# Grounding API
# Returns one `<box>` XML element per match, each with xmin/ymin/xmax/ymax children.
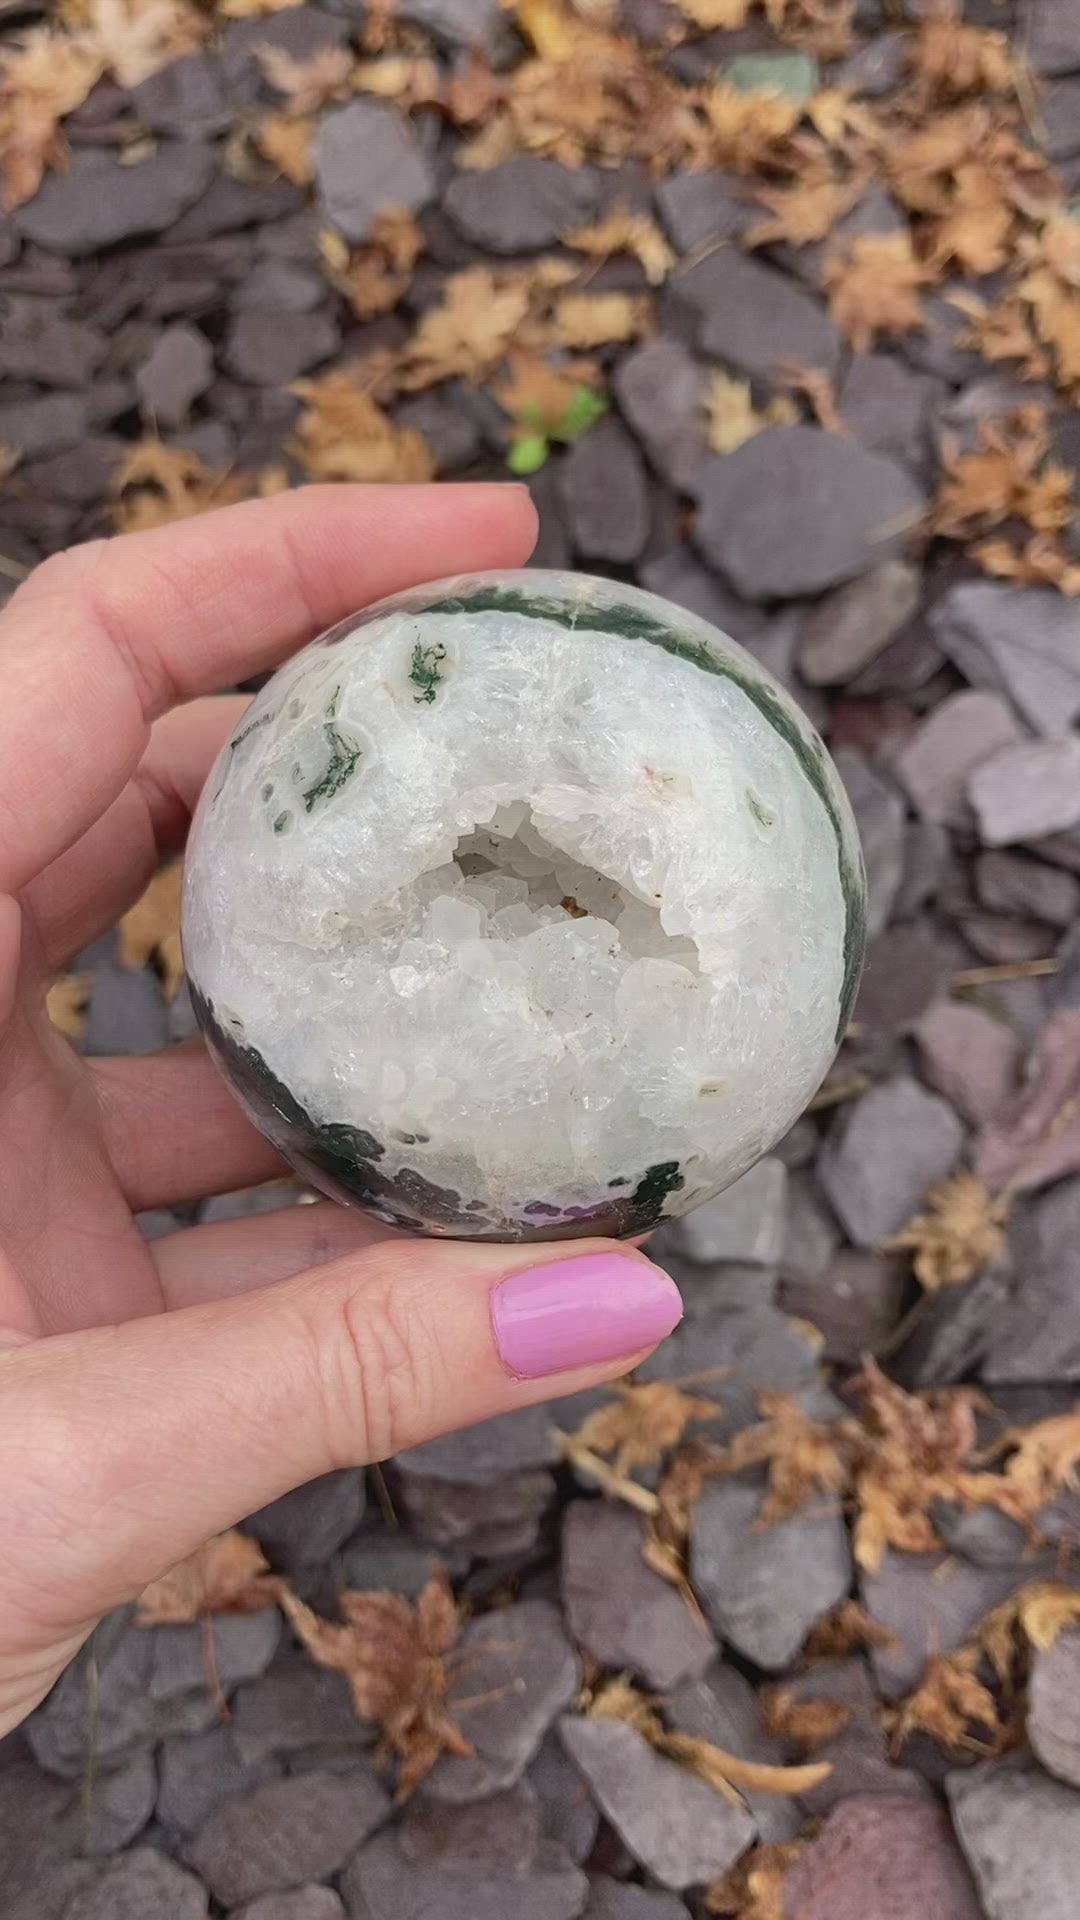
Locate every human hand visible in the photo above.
<box><xmin>0</xmin><ymin>483</ymin><xmax>681</xmax><ymax>1735</ymax></box>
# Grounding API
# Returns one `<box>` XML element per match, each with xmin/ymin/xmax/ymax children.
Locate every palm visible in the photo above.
<box><xmin>0</xmin><ymin>484</ymin><xmax>530</xmax><ymax>1344</ymax></box>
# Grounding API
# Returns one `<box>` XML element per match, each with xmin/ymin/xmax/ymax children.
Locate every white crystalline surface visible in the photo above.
<box><xmin>182</xmin><ymin>570</ymin><xmax>865</xmax><ymax>1238</ymax></box>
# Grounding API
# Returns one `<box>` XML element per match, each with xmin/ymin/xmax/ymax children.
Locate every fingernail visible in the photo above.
<box><xmin>491</xmin><ymin>1254</ymin><xmax>682</xmax><ymax>1380</ymax></box>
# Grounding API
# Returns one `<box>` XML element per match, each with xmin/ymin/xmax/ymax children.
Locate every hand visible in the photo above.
<box><xmin>0</xmin><ymin>484</ymin><xmax>681</xmax><ymax>1736</ymax></box>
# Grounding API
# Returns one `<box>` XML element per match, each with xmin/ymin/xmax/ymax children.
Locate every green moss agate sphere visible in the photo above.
<box><xmin>182</xmin><ymin>571</ymin><xmax>866</xmax><ymax>1241</ymax></box>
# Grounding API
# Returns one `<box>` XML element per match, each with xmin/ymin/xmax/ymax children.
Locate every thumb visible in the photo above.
<box><xmin>0</xmin><ymin>1236</ymin><xmax>680</xmax><ymax>1627</ymax></box>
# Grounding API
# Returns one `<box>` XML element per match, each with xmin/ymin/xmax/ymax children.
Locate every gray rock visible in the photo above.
<box><xmin>666</xmin><ymin>1663</ymin><xmax>802</xmax><ymax>1845</ymax></box>
<box><xmin>171</xmin><ymin>174</ymin><xmax>305</xmax><ymax>243</ymax></box>
<box><xmin>221</xmin><ymin>7</ymin><xmax>351</xmax><ymax>103</ymax></box>
<box><xmin>0</xmin><ymin>296</ymin><xmax>107</xmax><ymax>386</ymax></box>
<box><xmin>341</xmin><ymin>1829</ymin><xmax>586</xmax><ymax>1920</ymax></box>
<box><xmin>975</xmin><ymin>850</ymin><xmax>1080</xmax><ymax>928</ymax></box>
<box><xmin>854</xmin><ymin>922</ymin><xmax>948</xmax><ymax>1038</ymax></box>
<box><xmin>930</xmin><ymin>581</ymin><xmax>1080</xmax><ymax>738</ymax></box>
<box><xmin>559</xmin><ymin>417</ymin><xmax>651</xmax><ymax>563</ymax></box>
<box><xmin>158</xmin><ymin>1723</ymin><xmax>277</xmax><ymax>1835</ymax></box>
<box><xmin>981</xmin><ymin>1178</ymin><xmax>1080</xmax><ymax>1382</ymax></box>
<box><xmin>314</xmin><ymin>101</ymin><xmax>434</xmax><ymax>242</ymax></box>
<box><xmin>149</xmin><ymin>1613</ymin><xmax>281</xmax><ymax>1702</ymax></box>
<box><xmin>559</xmin><ymin>1716</ymin><xmax>755</xmax><ymax>1890</ymax></box>
<box><xmin>666</xmin><ymin>1158</ymin><xmax>787</xmax><ymax>1267</ymax></box>
<box><xmin>64</xmin><ymin>1848</ymin><xmax>208</xmax><ymax>1920</ymax></box>
<box><xmin>231</xmin><ymin>1653</ymin><xmax>373</xmax><ymax>1764</ymax></box>
<box><xmin>863</xmin><ymin>1551</ymin><xmax>1060</xmax><ymax>1697</ymax></box>
<box><xmin>135</xmin><ymin>322</ymin><xmax>214</xmax><ymax>427</ymax></box>
<box><xmin>400</xmin><ymin>1783</ymin><xmax>540</xmax><ymax>1871</ymax></box>
<box><xmin>234</xmin><ymin>259</ymin><xmax>324</xmax><ymax>312</ymax></box>
<box><xmin>561</xmin><ymin>1501</ymin><xmax>716</xmax><ymax>1690</ymax></box>
<box><xmin>834</xmin><ymin>29</ymin><xmax>909</xmax><ymax>93</ymax></box>
<box><xmin>892</xmin><ymin>1256</ymin><xmax>1014</xmax><ymax>1390</ymax></box>
<box><xmin>784</xmin><ymin>1795</ymin><xmax>983</xmax><ymax>1919</ymax></box>
<box><xmin>224</xmin><ymin>307</ymin><xmax>340</xmax><ymax>385</ymax></box>
<box><xmin>778</xmin><ymin>1169</ymin><xmax>842</xmax><ymax>1294</ymax></box>
<box><xmin>615</xmin><ymin>339</ymin><xmax>709</xmax><ymax>493</ymax></box>
<box><xmin>396</xmin><ymin>1468</ymin><xmax>556</xmax><ymax>1559</ymax></box>
<box><xmin>15</xmin><ymin>143</ymin><xmax>216</xmax><ymax>254</ymax></box>
<box><xmin>232</xmin><ymin>1893</ymin><xmax>345</xmax><ymax>1920</ymax></box>
<box><xmin>244</xmin><ymin>1470</ymin><xmax>365</xmax><ymax>1574</ymax></box>
<box><xmin>653</xmin><ymin>171</ymin><xmax>753</xmax><ymax>252</ymax></box>
<box><xmin>426</xmin><ymin>1600</ymin><xmax>578</xmax><ymax>1802</ymax></box>
<box><xmin>0</xmin><ymin>391</ymin><xmax>88</xmax><ymax>456</ymax></box>
<box><xmin>894</xmin><ymin>689</ymin><xmax>1024</xmax><ymax>826</ymax></box>
<box><xmin>895</xmin><ymin>816</ymin><xmax>949</xmax><ymax>921</ymax></box>
<box><xmin>914</xmin><ymin>1000</ymin><xmax>1021</xmax><ymax>1129</ymax></box>
<box><xmin>930</xmin><ymin>1500</ymin><xmax>1029</xmax><ymax>1569</ymax></box>
<box><xmin>818</xmin><ymin>1076</ymin><xmax>965</xmax><ymax>1249</ymax></box>
<box><xmin>8</xmin><ymin>1861</ymin><xmax>104</xmax><ymax>1920</ymax></box>
<box><xmin>833</xmin><ymin>747</ymin><xmax>906</xmax><ymax>941</ymax></box>
<box><xmin>948</xmin><ymin>1755</ymin><xmax>1080</xmax><ymax>1920</ymax></box>
<box><xmin>693</xmin><ymin>427</ymin><xmax>924</xmax><ymax>600</ymax></box>
<box><xmin>529</xmin><ymin>1731</ymin><xmax>600</xmax><ymax>1866</ymax></box>
<box><xmin>782</xmin><ymin>1247</ymin><xmax>908</xmax><ymax>1367</ymax></box>
<box><xmin>1023</xmin><ymin>0</ymin><xmax>1080</xmax><ymax>74</ymax></box>
<box><xmin>799</xmin><ymin>560</ymin><xmax>922</xmax><ymax>686</ymax></box>
<box><xmin>187</xmin><ymin>1770</ymin><xmax>390</xmax><ymax>1905</ymax></box>
<box><xmin>25</xmin><ymin>1610</ymin><xmax>234</xmax><ymax>1777</ymax></box>
<box><xmin>445</xmin><ymin>158</ymin><xmax>597</xmax><ymax>252</ymax></box>
<box><xmin>585</xmin><ymin>1878</ymin><xmax>689</xmax><ymax>1919</ymax></box>
<box><xmin>84</xmin><ymin>958</ymin><xmax>169</xmax><ymax>1057</ymax></box>
<box><xmin>839</xmin><ymin>351</ymin><xmax>940</xmax><ymax>477</ymax></box>
<box><xmin>637</xmin><ymin>547</ymin><xmax>767</xmax><ymax>649</ymax></box>
<box><xmin>82</xmin><ymin>1748</ymin><xmax>157</xmax><ymax>1854</ymax></box>
<box><xmin>1041</xmin><ymin>75</ymin><xmax>1080</xmax><ymax>159</ymax></box>
<box><xmin>777</xmin><ymin>1658</ymin><xmax>928</xmax><ymax>1817</ymax></box>
<box><xmin>1030</xmin><ymin>1628</ymin><xmax>1080</xmax><ymax>1787</ymax></box>
<box><xmin>897</xmin><ymin>284</ymin><xmax>987</xmax><ymax>385</ymax></box>
<box><xmin>396</xmin><ymin>0</ymin><xmax>508</xmax><ymax>53</ymax></box>
<box><xmin>968</xmin><ymin>739</ymin><xmax>1080</xmax><ymax>846</ymax></box>
<box><xmin>395</xmin><ymin>390</ymin><xmax>480</xmax><ymax>472</ymax></box>
<box><xmin>338</xmin><ymin>1529</ymin><xmax>467</xmax><ymax>1596</ymax></box>
<box><xmin>666</xmin><ymin>247</ymin><xmax>840</xmax><ymax>378</ymax></box>
<box><xmin>129</xmin><ymin>51</ymin><xmax>231</xmax><ymax>135</ymax></box>
<box><xmin>396</xmin><ymin>1407</ymin><xmax>558</xmax><ymax>1484</ymax></box>
<box><xmin>690</xmin><ymin>1473</ymin><xmax>851</xmax><ymax>1669</ymax></box>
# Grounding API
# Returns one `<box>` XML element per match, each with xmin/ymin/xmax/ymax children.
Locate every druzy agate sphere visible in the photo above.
<box><xmin>182</xmin><ymin>571</ymin><xmax>866</xmax><ymax>1241</ymax></box>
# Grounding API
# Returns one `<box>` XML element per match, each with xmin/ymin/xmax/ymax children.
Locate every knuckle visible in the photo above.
<box><xmin>316</xmin><ymin>1255</ymin><xmax>438</xmax><ymax>1464</ymax></box>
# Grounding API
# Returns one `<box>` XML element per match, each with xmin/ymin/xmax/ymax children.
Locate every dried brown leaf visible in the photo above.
<box><xmin>136</xmin><ymin>1531</ymin><xmax>276</xmax><ymax>1624</ymax></box>
<box><xmin>321</xmin><ymin>207</ymin><xmax>425</xmax><ymax>319</ymax></box>
<box><xmin>254</xmin><ymin>40</ymin><xmax>353</xmax><ymax>112</ymax></box>
<box><xmin>888</xmin><ymin>1645</ymin><xmax>1004</xmax><ymax>1755</ymax></box>
<box><xmin>290</xmin><ymin>367</ymin><xmax>435</xmax><ymax>482</ymax></box>
<box><xmin>0</xmin><ymin>28</ymin><xmax>102</xmax><ymax>210</ymax></box>
<box><xmin>802</xmin><ymin>1598</ymin><xmax>899</xmax><ymax>1659</ymax></box>
<box><xmin>932</xmin><ymin>405</ymin><xmax>1076</xmax><ymax>541</ymax></box>
<box><xmin>671</xmin><ymin>0</ymin><xmax>751</xmax><ymax>25</ymax></box>
<box><xmin>705</xmin><ymin>1842</ymin><xmax>806</xmax><ymax>1920</ymax></box>
<box><xmin>714</xmin><ymin>1390</ymin><xmax>851</xmax><ymax>1525</ymax></box>
<box><xmin>759</xmin><ymin>1684</ymin><xmax>851</xmax><ymax>1751</ymax></box>
<box><xmin>703</xmin><ymin>83</ymin><xmax>802</xmax><ymax>173</ymax></box>
<box><xmin>352</xmin><ymin>53</ymin><xmax>442</xmax><ymax>109</ymax></box>
<box><xmin>889</xmin><ymin>1171</ymin><xmax>1008</xmax><ymax>1292</ymax></box>
<box><xmin>588</xmin><ymin>1679</ymin><xmax>830</xmax><ymax>1802</ymax></box>
<box><xmin>111</xmin><ymin>439</ymin><xmax>251</xmax><ymax>532</ymax></box>
<box><xmin>824</xmin><ymin>231</ymin><xmax>933</xmax><ymax>353</ymax></box>
<box><xmin>46</xmin><ymin>973</ymin><xmax>91</xmax><ymax>1043</ymax></box>
<box><xmin>569</xmin><ymin>1379</ymin><xmax>718</xmax><ymax>1479</ymax></box>
<box><xmin>276</xmin><ymin>1570</ymin><xmax>474</xmax><ymax>1800</ymax></box>
<box><xmin>706</xmin><ymin>371</ymin><xmax>798</xmax><ymax>453</ymax></box>
<box><xmin>255</xmin><ymin>110</ymin><xmax>315</xmax><ymax>183</ymax></box>
<box><xmin>911</xmin><ymin>9</ymin><xmax>1015</xmax><ymax>105</ymax></box>
<box><xmin>565</xmin><ymin>204</ymin><xmax>674</xmax><ymax>286</ymax></box>
<box><xmin>82</xmin><ymin>0</ymin><xmax>210</xmax><ymax>86</ymax></box>
<box><xmin>399</xmin><ymin>267</ymin><xmax>533</xmax><ymax>388</ymax></box>
<box><xmin>746</xmin><ymin>174</ymin><xmax>864</xmax><ymax>248</ymax></box>
<box><xmin>118</xmin><ymin>860</ymin><xmax>184</xmax><ymax>999</ymax></box>
<box><xmin>548</xmin><ymin>289</ymin><xmax>652</xmax><ymax>349</ymax></box>
<box><xmin>218</xmin><ymin>0</ymin><xmax>304</xmax><ymax>18</ymax></box>
<box><xmin>973</xmin><ymin>533</ymin><xmax>1080</xmax><ymax>595</ymax></box>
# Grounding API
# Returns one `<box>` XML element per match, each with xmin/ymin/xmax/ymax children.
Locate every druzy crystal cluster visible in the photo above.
<box><xmin>182</xmin><ymin>571</ymin><xmax>866</xmax><ymax>1240</ymax></box>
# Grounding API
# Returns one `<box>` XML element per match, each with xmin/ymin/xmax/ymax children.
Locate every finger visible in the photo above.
<box><xmin>0</xmin><ymin>1239</ymin><xmax>681</xmax><ymax>1633</ymax></box>
<box><xmin>151</xmin><ymin>1200</ymin><xmax>396</xmax><ymax>1306</ymax></box>
<box><xmin>90</xmin><ymin>1042</ymin><xmax>287</xmax><ymax>1210</ymax></box>
<box><xmin>0</xmin><ymin>483</ymin><xmax>538</xmax><ymax>897</ymax></box>
<box><xmin>26</xmin><ymin>697</ymin><xmax>249</xmax><ymax>972</ymax></box>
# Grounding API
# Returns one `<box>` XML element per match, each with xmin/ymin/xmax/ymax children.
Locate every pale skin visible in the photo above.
<box><xmin>0</xmin><ymin>483</ymin><xmax>676</xmax><ymax>1735</ymax></box>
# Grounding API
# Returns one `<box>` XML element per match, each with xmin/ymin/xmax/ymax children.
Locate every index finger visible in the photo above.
<box><xmin>0</xmin><ymin>482</ymin><xmax>537</xmax><ymax>897</ymax></box>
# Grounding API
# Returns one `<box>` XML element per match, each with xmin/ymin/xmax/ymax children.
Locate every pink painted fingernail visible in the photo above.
<box><xmin>491</xmin><ymin>1254</ymin><xmax>682</xmax><ymax>1380</ymax></box>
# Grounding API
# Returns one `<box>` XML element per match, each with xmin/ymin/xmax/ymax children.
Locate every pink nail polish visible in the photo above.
<box><xmin>491</xmin><ymin>1253</ymin><xmax>682</xmax><ymax>1380</ymax></box>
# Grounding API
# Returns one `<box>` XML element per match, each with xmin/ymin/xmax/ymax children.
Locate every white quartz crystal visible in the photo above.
<box><xmin>182</xmin><ymin>570</ymin><xmax>865</xmax><ymax>1239</ymax></box>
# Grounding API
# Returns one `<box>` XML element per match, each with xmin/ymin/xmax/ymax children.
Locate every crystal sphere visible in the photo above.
<box><xmin>182</xmin><ymin>570</ymin><xmax>866</xmax><ymax>1241</ymax></box>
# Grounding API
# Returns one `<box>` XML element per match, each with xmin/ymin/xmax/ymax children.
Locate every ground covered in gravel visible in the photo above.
<box><xmin>5</xmin><ymin>0</ymin><xmax>1080</xmax><ymax>1913</ymax></box>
